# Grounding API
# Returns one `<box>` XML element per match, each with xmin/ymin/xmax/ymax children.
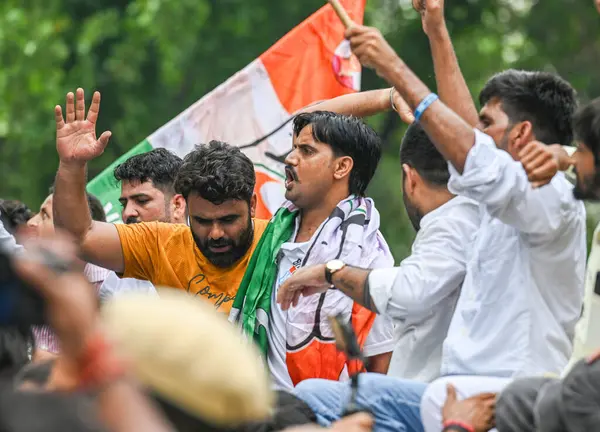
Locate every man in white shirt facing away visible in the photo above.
<box><xmin>385</xmin><ymin>123</ymin><xmax>480</xmax><ymax>382</ymax></box>
<box><xmin>283</xmin><ymin>24</ymin><xmax>586</xmax><ymax>432</ymax></box>
<box><xmin>98</xmin><ymin>148</ymin><xmax>187</xmax><ymax>302</ymax></box>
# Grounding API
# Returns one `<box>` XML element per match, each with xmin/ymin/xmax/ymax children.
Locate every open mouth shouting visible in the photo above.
<box><xmin>285</xmin><ymin>166</ymin><xmax>298</xmax><ymax>190</ymax></box>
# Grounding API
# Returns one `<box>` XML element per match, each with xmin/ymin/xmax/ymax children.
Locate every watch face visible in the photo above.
<box><xmin>327</xmin><ymin>259</ymin><xmax>345</xmax><ymax>271</ymax></box>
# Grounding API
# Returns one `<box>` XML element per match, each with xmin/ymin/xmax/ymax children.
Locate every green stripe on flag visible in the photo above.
<box><xmin>87</xmin><ymin>139</ymin><xmax>153</xmax><ymax>224</ymax></box>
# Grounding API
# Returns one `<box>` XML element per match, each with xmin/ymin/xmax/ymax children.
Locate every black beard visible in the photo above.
<box><xmin>193</xmin><ymin>218</ymin><xmax>254</xmax><ymax>268</ymax></box>
<box><xmin>402</xmin><ymin>186</ymin><xmax>422</xmax><ymax>232</ymax></box>
<box><xmin>573</xmin><ymin>170</ymin><xmax>600</xmax><ymax>201</ymax></box>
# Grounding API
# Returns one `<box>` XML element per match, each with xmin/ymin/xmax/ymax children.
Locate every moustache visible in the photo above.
<box><xmin>285</xmin><ymin>165</ymin><xmax>299</xmax><ymax>182</ymax></box>
<box><xmin>207</xmin><ymin>238</ymin><xmax>234</xmax><ymax>249</ymax></box>
<box><xmin>125</xmin><ymin>217</ymin><xmax>140</xmax><ymax>225</ymax></box>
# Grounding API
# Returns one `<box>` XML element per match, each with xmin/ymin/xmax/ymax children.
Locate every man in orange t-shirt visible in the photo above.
<box><xmin>51</xmin><ymin>89</ymin><xmax>267</xmax><ymax>314</ymax></box>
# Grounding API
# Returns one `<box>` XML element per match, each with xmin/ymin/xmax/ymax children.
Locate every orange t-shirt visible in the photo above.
<box><xmin>115</xmin><ymin>219</ymin><xmax>269</xmax><ymax>314</ymax></box>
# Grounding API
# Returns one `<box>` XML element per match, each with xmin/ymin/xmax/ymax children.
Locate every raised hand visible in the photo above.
<box><xmin>413</xmin><ymin>0</ymin><xmax>446</xmax><ymax>36</ymax></box>
<box><xmin>392</xmin><ymin>88</ymin><xmax>415</xmax><ymax>124</ymax></box>
<box><xmin>519</xmin><ymin>142</ymin><xmax>572</xmax><ymax>188</ymax></box>
<box><xmin>345</xmin><ymin>26</ymin><xmax>401</xmax><ymax>79</ymax></box>
<box><xmin>56</xmin><ymin>88</ymin><xmax>112</xmax><ymax>165</ymax></box>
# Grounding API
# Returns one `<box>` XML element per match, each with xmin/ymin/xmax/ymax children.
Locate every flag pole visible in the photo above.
<box><xmin>327</xmin><ymin>0</ymin><xmax>354</xmax><ymax>28</ymax></box>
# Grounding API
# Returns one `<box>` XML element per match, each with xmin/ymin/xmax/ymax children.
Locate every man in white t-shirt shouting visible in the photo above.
<box><xmin>231</xmin><ymin>111</ymin><xmax>395</xmax><ymax>389</ymax></box>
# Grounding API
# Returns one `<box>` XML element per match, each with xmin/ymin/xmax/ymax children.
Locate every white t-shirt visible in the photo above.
<box><xmin>267</xmin><ymin>237</ymin><xmax>395</xmax><ymax>390</ymax></box>
<box><xmin>98</xmin><ymin>272</ymin><xmax>158</xmax><ymax>302</ymax></box>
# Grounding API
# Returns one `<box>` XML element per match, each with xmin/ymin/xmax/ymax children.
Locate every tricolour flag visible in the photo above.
<box><xmin>88</xmin><ymin>0</ymin><xmax>365</xmax><ymax>223</ymax></box>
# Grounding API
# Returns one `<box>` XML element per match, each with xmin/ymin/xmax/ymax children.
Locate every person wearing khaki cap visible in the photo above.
<box><xmin>102</xmin><ymin>290</ymin><xmax>274</xmax><ymax>430</ymax></box>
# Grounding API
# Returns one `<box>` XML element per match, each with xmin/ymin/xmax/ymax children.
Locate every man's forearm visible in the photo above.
<box><xmin>54</xmin><ymin>162</ymin><xmax>93</xmax><ymax>240</ymax></box>
<box><xmin>428</xmin><ymin>26</ymin><xmax>479</xmax><ymax>126</ymax></box>
<box><xmin>379</xmin><ymin>58</ymin><xmax>475</xmax><ymax>173</ymax></box>
<box><xmin>331</xmin><ymin>266</ymin><xmax>379</xmax><ymax>313</ymax></box>
<box><xmin>300</xmin><ymin>89</ymin><xmax>390</xmax><ymax>118</ymax></box>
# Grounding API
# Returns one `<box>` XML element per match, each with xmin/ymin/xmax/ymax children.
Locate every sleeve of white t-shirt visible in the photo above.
<box><xmin>99</xmin><ymin>272</ymin><xmax>158</xmax><ymax>302</ymax></box>
<box><xmin>363</xmin><ymin>314</ymin><xmax>395</xmax><ymax>358</ymax></box>
<box><xmin>361</xmin><ymin>243</ymin><xmax>395</xmax><ymax>358</ymax></box>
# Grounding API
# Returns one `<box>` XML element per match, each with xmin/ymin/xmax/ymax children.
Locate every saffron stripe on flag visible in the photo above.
<box><xmin>87</xmin><ymin>1</ymin><xmax>366</xmax><ymax>222</ymax></box>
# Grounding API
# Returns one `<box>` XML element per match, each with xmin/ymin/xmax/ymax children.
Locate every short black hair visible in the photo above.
<box><xmin>574</xmin><ymin>97</ymin><xmax>600</xmax><ymax>164</ymax></box>
<box><xmin>293</xmin><ymin>111</ymin><xmax>382</xmax><ymax>196</ymax></box>
<box><xmin>0</xmin><ymin>200</ymin><xmax>33</xmax><ymax>234</ymax></box>
<box><xmin>48</xmin><ymin>187</ymin><xmax>106</xmax><ymax>223</ymax></box>
<box><xmin>400</xmin><ymin>123</ymin><xmax>449</xmax><ymax>187</ymax></box>
<box><xmin>479</xmin><ymin>69</ymin><xmax>577</xmax><ymax>146</ymax></box>
<box><xmin>175</xmin><ymin>141</ymin><xmax>255</xmax><ymax>204</ymax></box>
<box><xmin>0</xmin><ymin>326</ymin><xmax>33</xmax><ymax>375</ymax></box>
<box><xmin>113</xmin><ymin>148</ymin><xmax>183</xmax><ymax>195</ymax></box>
<box><xmin>86</xmin><ymin>194</ymin><xmax>106</xmax><ymax>223</ymax></box>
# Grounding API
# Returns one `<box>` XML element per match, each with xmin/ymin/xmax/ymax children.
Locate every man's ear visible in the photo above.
<box><xmin>511</xmin><ymin>121</ymin><xmax>535</xmax><ymax>152</ymax></box>
<box><xmin>402</xmin><ymin>163</ymin><xmax>418</xmax><ymax>193</ymax></box>
<box><xmin>250</xmin><ymin>194</ymin><xmax>257</xmax><ymax>218</ymax></box>
<box><xmin>333</xmin><ymin>156</ymin><xmax>354</xmax><ymax>181</ymax></box>
<box><xmin>172</xmin><ymin>194</ymin><xmax>187</xmax><ymax>223</ymax></box>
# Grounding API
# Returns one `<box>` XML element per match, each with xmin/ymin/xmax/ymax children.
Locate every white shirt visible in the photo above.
<box><xmin>268</xmin><ymin>235</ymin><xmax>395</xmax><ymax>390</ymax></box>
<box><xmin>442</xmin><ymin>129</ymin><xmax>586</xmax><ymax>378</ymax></box>
<box><xmin>99</xmin><ymin>272</ymin><xmax>158</xmax><ymax>302</ymax></box>
<box><xmin>369</xmin><ymin>196</ymin><xmax>480</xmax><ymax>382</ymax></box>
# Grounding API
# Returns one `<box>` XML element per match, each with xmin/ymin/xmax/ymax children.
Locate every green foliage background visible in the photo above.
<box><xmin>1</xmin><ymin>0</ymin><xmax>599</xmax><ymax>262</ymax></box>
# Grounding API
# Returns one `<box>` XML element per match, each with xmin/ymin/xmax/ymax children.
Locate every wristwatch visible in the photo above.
<box><xmin>325</xmin><ymin>259</ymin><xmax>346</xmax><ymax>285</ymax></box>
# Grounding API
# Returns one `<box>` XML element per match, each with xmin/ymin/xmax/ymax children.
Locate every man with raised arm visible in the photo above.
<box><xmin>284</xmin><ymin>22</ymin><xmax>587</xmax><ymax>432</ymax></box>
<box><xmin>52</xmin><ymin>89</ymin><xmax>269</xmax><ymax>313</ymax></box>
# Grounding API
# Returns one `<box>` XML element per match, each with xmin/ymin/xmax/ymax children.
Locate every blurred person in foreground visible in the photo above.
<box><xmin>26</xmin><ymin>188</ymin><xmax>110</xmax><ymax>358</ymax></box>
<box><xmin>4</xmin><ymin>233</ymin><xmax>374</xmax><ymax>432</ymax></box>
<box><xmin>98</xmin><ymin>148</ymin><xmax>186</xmax><ymax>302</ymax></box>
<box><xmin>287</xmin><ymin>10</ymin><xmax>588</xmax><ymax>432</ymax></box>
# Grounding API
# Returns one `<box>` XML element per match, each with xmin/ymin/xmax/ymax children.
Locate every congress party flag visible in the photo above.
<box><xmin>87</xmin><ymin>0</ymin><xmax>366</xmax><ymax>223</ymax></box>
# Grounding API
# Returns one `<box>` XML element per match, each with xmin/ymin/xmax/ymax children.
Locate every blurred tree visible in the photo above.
<box><xmin>0</xmin><ymin>0</ymin><xmax>599</xmax><ymax>259</ymax></box>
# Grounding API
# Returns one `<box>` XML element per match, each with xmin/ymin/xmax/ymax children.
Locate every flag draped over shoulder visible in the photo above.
<box><xmin>87</xmin><ymin>0</ymin><xmax>366</xmax><ymax>223</ymax></box>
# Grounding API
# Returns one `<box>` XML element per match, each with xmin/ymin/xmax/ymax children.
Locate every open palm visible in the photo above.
<box><xmin>55</xmin><ymin>88</ymin><xmax>112</xmax><ymax>164</ymax></box>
